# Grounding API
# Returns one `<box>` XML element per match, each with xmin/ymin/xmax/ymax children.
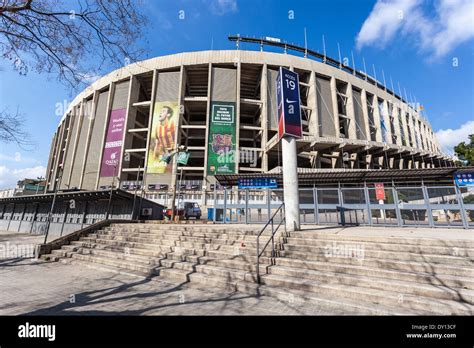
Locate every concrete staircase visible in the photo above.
<box><xmin>41</xmin><ymin>223</ymin><xmax>474</xmax><ymax>315</ymax></box>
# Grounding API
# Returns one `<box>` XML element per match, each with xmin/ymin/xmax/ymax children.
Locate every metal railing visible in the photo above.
<box><xmin>256</xmin><ymin>202</ymin><xmax>286</xmax><ymax>284</ymax></box>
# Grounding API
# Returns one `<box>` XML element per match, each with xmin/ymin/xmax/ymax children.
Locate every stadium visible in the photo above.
<box><xmin>45</xmin><ymin>37</ymin><xmax>452</xmax><ymax>201</ymax></box>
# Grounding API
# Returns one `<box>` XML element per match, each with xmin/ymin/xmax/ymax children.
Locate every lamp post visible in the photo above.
<box><xmin>43</xmin><ymin>168</ymin><xmax>63</xmax><ymax>244</ymax></box>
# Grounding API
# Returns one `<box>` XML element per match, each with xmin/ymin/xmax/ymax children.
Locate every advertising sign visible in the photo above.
<box><xmin>100</xmin><ymin>108</ymin><xmax>126</xmax><ymax>177</ymax></box>
<box><xmin>207</xmin><ymin>101</ymin><xmax>237</xmax><ymax>175</ymax></box>
<box><xmin>147</xmin><ymin>102</ymin><xmax>179</xmax><ymax>174</ymax></box>
<box><xmin>454</xmin><ymin>171</ymin><xmax>474</xmax><ymax>186</ymax></box>
<box><xmin>277</xmin><ymin>67</ymin><xmax>302</xmax><ymax>139</ymax></box>
<box><xmin>238</xmin><ymin>177</ymin><xmax>278</xmax><ymax>189</ymax></box>
<box><xmin>375</xmin><ymin>183</ymin><xmax>386</xmax><ymax>200</ymax></box>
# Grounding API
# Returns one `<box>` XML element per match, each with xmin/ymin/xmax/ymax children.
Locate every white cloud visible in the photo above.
<box><xmin>356</xmin><ymin>0</ymin><xmax>474</xmax><ymax>58</ymax></box>
<box><xmin>0</xmin><ymin>165</ymin><xmax>46</xmax><ymax>190</ymax></box>
<box><xmin>207</xmin><ymin>0</ymin><xmax>238</xmax><ymax>15</ymax></box>
<box><xmin>435</xmin><ymin>120</ymin><xmax>474</xmax><ymax>155</ymax></box>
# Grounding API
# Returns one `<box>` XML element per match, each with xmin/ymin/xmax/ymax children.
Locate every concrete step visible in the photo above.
<box><xmin>156</xmin><ymin>260</ymin><xmax>257</xmax><ymax>283</ymax></box>
<box><xmin>75</xmin><ymin>236</ymin><xmax>271</xmax><ymax>257</ymax></box>
<box><xmin>105</xmin><ymin>225</ymin><xmax>260</xmax><ymax>235</ymax></box>
<box><xmin>69</xmin><ymin>253</ymin><xmax>154</xmax><ymax>276</ymax></box>
<box><xmin>70</xmin><ymin>247</ymin><xmax>162</xmax><ymax>266</ymax></box>
<box><xmin>233</xmin><ymin>279</ymin><xmax>427</xmax><ymax>315</ymax></box>
<box><xmin>286</xmin><ymin>231</ymin><xmax>474</xmax><ymax>249</ymax></box>
<box><xmin>60</xmin><ymin>258</ymin><xmax>152</xmax><ymax>280</ymax></box>
<box><xmin>259</xmin><ymin>274</ymin><xmax>473</xmax><ymax>315</ymax></box>
<box><xmin>87</xmin><ymin>234</ymin><xmax>254</xmax><ymax>250</ymax></box>
<box><xmin>273</xmin><ymin>257</ymin><xmax>474</xmax><ymax>285</ymax></box>
<box><xmin>165</xmin><ymin>253</ymin><xmax>266</xmax><ymax>273</ymax></box>
<box><xmin>95</xmin><ymin>230</ymin><xmax>263</xmax><ymax>244</ymax></box>
<box><xmin>279</xmin><ymin>248</ymin><xmax>473</xmax><ymax>266</ymax></box>
<box><xmin>282</xmin><ymin>237</ymin><xmax>474</xmax><ymax>256</ymax></box>
<box><xmin>267</xmin><ymin>265</ymin><xmax>474</xmax><ymax>301</ymax></box>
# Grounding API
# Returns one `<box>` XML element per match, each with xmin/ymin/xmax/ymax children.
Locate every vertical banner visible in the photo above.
<box><xmin>147</xmin><ymin>101</ymin><xmax>179</xmax><ymax>174</ymax></box>
<box><xmin>277</xmin><ymin>67</ymin><xmax>302</xmax><ymax>139</ymax></box>
<box><xmin>100</xmin><ymin>108</ymin><xmax>126</xmax><ymax>177</ymax></box>
<box><xmin>207</xmin><ymin>101</ymin><xmax>236</xmax><ymax>175</ymax></box>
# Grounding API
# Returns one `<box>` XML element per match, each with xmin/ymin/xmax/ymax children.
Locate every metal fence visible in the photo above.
<box><xmin>212</xmin><ymin>185</ymin><xmax>474</xmax><ymax>229</ymax></box>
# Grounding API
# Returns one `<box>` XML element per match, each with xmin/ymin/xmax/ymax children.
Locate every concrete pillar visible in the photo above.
<box><xmin>345</xmin><ymin>83</ymin><xmax>357</xmax><ymax>140</ymax></box>
<box><xmin>282</xmin><ymin>136</ymin><xmax>300</xmax><ymax>231</ymax></box>
<box><xmin>382</xmin><ymin>100</ymin><xmax>391</xmax><ymax>143</ymax></box>
<box><xmin>393</xmin><ymin>105</ymin><xmax>402</xmax><ymax>146</ymax></box>
<box><xmin>372</xmin><ymin>96</ymin><xmax>383</xmax><ymax>143</ymax></box>
<box><xmin>261</xmin><ymin>64</ymin><xmax>269</xmax><ymax>172</ymax></box>
<box><xmin>307</xmin><ymin>71</ymin><xmax>319</xmax><ymax>137</ymax></box>
<box><xmin>330</xmin><ymin>77</ymin><xmax>341</xmax><ymax>138</ymax></box>
<box><xmin>360</xmin><ymin>89</ymin><xmax>371</xmax><ymax>141</ymax></box>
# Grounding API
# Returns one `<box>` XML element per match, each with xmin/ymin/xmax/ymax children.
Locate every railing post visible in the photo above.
<box><xmin>392</xmin><ymin>187</ymin><xmax>403</xmax><ymax>227</ymax></box>
<box><xmin>267</xmin><ymin>188</ymin><xmax>271</xmax><ymax>222</ymax></box>
<box><xmin>421</xmin><ymin>184</ymin><xmax>435</xmax><ymax>227</ymax></box>
<box><xmin>364</xmin><ymin>184</ymin><xmax>373</xmax><ymax>226</ymax></box>
<box><xmin>213</xmin><ymin>184</ymin><xmax>217</xmax><ymax>223</ymax></box>
<box><xmin>223</xmin><ymin>187</ymin><xmax>228</xmax><ymax>224</ymax></box>
<box><xmin>271</xmin><ymin>217</ymin><xmax>274</xmax><ymax>257</ymax></box>
<box><xmin>256</xmin><ymin>233</ymin><xmax>260</xmax><ymax>284</ymax></box>
<box><xmin>245</xmin><ymin>189</ymin><xmax>249</xmax><ymax>224</ymax></box>
<box><xmin>455</xmin><ymin>185</ymin><xmax>469</xmax><ymax>229</ymax></box>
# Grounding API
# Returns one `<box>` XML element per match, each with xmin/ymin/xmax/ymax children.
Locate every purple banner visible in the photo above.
<box><xmin>100</xmin><ymin>108</ymin><xmax>126</xmax><ymax>177</ymax></box>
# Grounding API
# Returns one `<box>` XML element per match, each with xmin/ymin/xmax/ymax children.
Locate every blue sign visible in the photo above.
<box><xmin>238</xmin><ymin>177</ymin><xmax>278</xmax><ymax>189</ymax></box>
<box><xmin>454</xmin><ymin>171</ymin><xmax>474</xmax><ymax>186</ymax></box>
<box><xmin>277</xmin><ymin>67</ymin><xmax>302</xmax><ymax>139</ymax></box>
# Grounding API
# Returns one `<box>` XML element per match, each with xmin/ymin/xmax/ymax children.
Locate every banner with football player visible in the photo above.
<box><xmin>207</xmin><ymin>101</ymin><xmax>237</xmax><ymax>175</ymax></box>
<box><xmin>147</xmin><ymin>101</ymin><xmax>179</xmax><ymax>174</ymax></box>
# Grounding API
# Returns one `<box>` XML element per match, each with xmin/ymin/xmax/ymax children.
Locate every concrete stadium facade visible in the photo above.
<box><xmin>45</xmin><ymin>50</ymin><xmax>452</xmax><ymax>195</ymax></box>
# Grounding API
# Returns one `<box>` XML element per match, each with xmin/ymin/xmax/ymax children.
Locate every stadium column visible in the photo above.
<box><xmin>372</xmin><ymin>95</ymin><xmax>383</xmax><ymax>168</ymax></box>
<box><xmin>117</xmin><ymin>76</ymin><xmax>135</xmax><ymax>185</ymax></box>
<box><xmin>45</xmin><ymin>130</ymin><xmax>58</xmax><ymax>191</ymax></box>
<box><xmin>169</xmin><ymin>65</ymin><xmax>186</xmax><ymax>217</ymax></box>
<box><xmin>78</xmin><ymin>90</ymin><xmax>99</xmax><ymax>189</ymax></box>
<box><xmin>235</xmin><ymin>52</ymin><xmax>241</xmax><ymax>173</ymax></box>
<box><xmin>330</xmin><ymin>76</ymin><xmax>341</xmax><ymax>139</ymax></box>
<box><xmin>50</xmin><ymin>119</ymin><xmax>66</xmax><ymax>191</ymax></box>
<box><xmin>203</xmin><ymin>63</ymin><xmax>213</xmax><ymax>183</ymax></box>
<box><xmin>261</xmin><ymin>63</ymin><xmax>269</xmax><ymax>172</ymax></box>
<box><xmin>95</xmin><ymin>82</ymin><xmax>115</xmax><ymax>190</ymax></box>
<box><xmin>143</xmin><ymin>69</ymin><xmax>158</xmax><ymax>185</ymax></box>
<box><xmin>65</xmin><ymin>101</ymin><xmax>84</xmax><ymax>187</ymax></box>
<box><xmin>345</xmin><ymin>83</ymin><xmax>357</xmax><ymax>140</ymax></box>
<box><xmin>393</xmin><ymin>105</ymin><xmax>403</xmax><ymax>169</ymax></box>
<box><xmin>307</xmin><ymin>71</ymin><xmax>319</xmax><ymax>168</ymax></box>
<box><xmin>307</xmin><ymin>71</ymin><xmax>318</xmax><ymax>137</ymax></box>
<box><xmin>361</xmin><ymin>89</ymin><xmax>372</xmax><ymax>169</ymax></box>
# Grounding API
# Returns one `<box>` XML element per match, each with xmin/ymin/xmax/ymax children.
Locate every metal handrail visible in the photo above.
<box><xmin>256</xmin><ymin>202</ymin><xmax>285</xmax><ymax>284</ymax></box>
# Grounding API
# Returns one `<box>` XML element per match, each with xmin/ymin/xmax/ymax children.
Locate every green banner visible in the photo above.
<box><xmin>207</xmin><ymin>101</ymin><xmax>236</xmax><ymax>175</ymax></box>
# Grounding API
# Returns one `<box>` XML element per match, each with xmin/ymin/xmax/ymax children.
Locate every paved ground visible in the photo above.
<box><xmin>0</xmin><ymin>259</ymin><xmax>325</xmax><ymax>316</ymax></box>
<box><xmin>1</xmin><ymin>226</ymin><xmax>472</xmax><ymax>316</ymax></box>
<box><xmin>0</xmin><ymin>231</ymin><xmax>326</xmax><ymax>315</ymax></box>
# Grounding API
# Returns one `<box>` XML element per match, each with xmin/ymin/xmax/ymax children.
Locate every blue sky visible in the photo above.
<box><xmin>1</xmin><ymin>0</ymin><xmax>473</xmax><ymax>189</ymax></box>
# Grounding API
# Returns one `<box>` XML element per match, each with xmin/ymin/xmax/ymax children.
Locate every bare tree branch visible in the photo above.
<box><xmin>0</xmin><ymin>0</ymin><xmax>148</xmax><ymax>147</ymax></box>
<box><xmin>0</xmin><ymin>107</ymin><xmax>34</xmax><ymax>149</ymax></box>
